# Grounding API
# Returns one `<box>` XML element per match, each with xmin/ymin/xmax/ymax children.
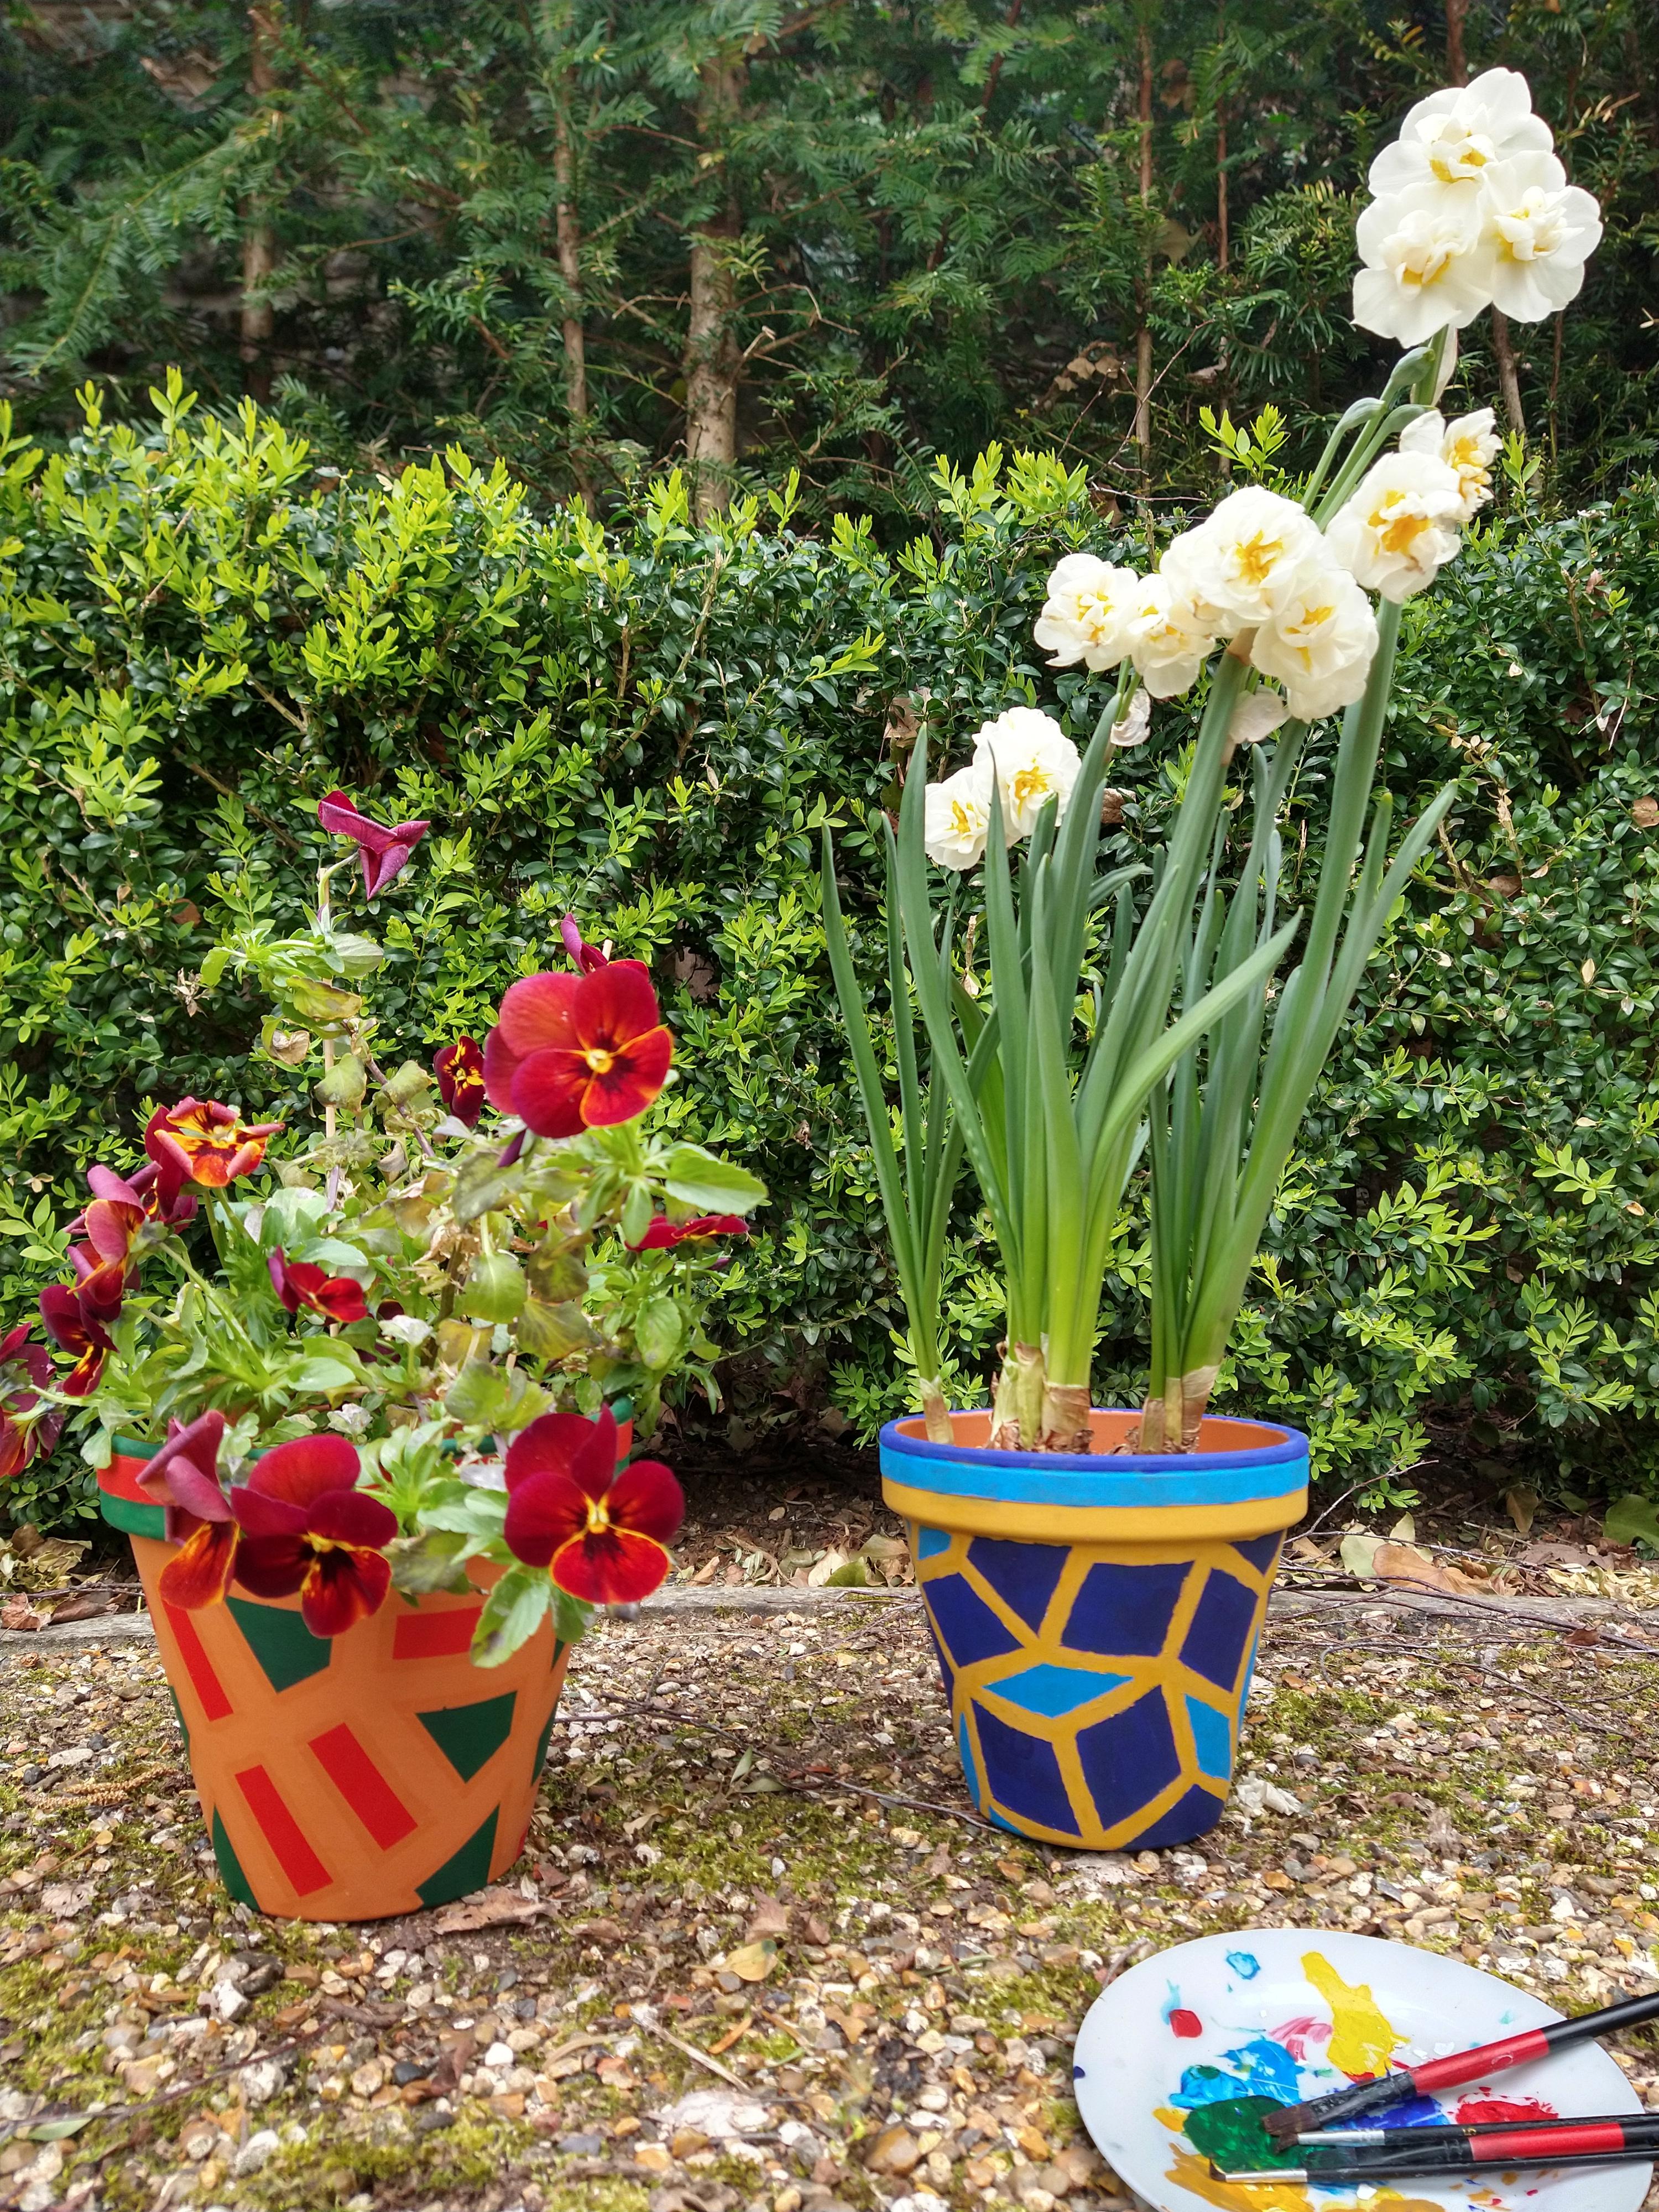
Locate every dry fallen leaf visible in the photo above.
<box><xmin>719</xmin><ymin>1939</ymin><xmax>777</xmax><ymax>1983</ymax></box>
<box><xmin>431</xmin><ymin>1886</ymin><xmax>545</xmax><ymax>1934</ymax></box>
<box><xmin>1505</xmin><ymin>1486</ymin><xmax>1540</xmax><ymax>1536</ymax></box>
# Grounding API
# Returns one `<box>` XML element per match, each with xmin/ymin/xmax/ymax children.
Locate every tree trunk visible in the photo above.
<box><xmin>1134</xmin><ymin>14</ymin><xmax>1154</xmax><ymax>484</ymax></box>
<box><xmin>552</xmin><ymin>81</ymin><xmax>593</xmax><ymax>510</ymax></box>
<box><xmin>685</xmin><ymin>53</ymin><xmax>744</xmax><ymax>521</ymax></box>
<box><xmin>1215</xmin><ymin>0</ymin><xmax>1228</xmax><ymax>271</ymax></box>
<box><xmin>1491</xmin><ymin>309</ymin><xmax>1526</xmax><ymax>434</ymax></box>
<box><xmin>1444</xmin><ymin>0</ymin><xmax>1468</xmax><ymax>86</ymax></box>
<box><xmin>239</xmin><ymin>8</ymin><xmax>279</xmax><ymax>404</ymax></box>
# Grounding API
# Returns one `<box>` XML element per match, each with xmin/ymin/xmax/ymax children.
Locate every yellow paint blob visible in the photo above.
<box><xmin>1301</xmin><ymin>1948</ymin><xmax>1408</xmax><ymax>2080</ymax></box>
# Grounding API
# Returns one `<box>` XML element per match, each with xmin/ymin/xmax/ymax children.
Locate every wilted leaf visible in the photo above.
<box><xmin>315</xmin><ymin>1051</ymin><xmax>367</xmax><ymax>1109</ymax></box>
<box><xmin>721</xmin><ymin>1939</ymin><xmax>778</xmax><ymax>1983</ymax></box>
<box><xmin>259</xmin><ymin>1016</ymin><xmax>312</xmax><ymax>1067</ymax></box>
<box><xmin>387</xmin><ymin>1531</ymin><xmax>473</xmax><ymax>1595</ymax></box>
<box><xmin>515</xmin><ymin>1298</ymin><xmax>598</xmax><ymax>1361</ymax></box>
<box><xmin>432</xmin><ymin>1886</ymin><xmax>546</xmax><ymax>1934</ymax></box>
<box><xmin>1505</xmin><ymin>1486</ymin><xmax>1540</xmax><ymax>1535</ymax></box>
<box><xmin>1339</xmin><ymin>1531</ymin><xmax>1383</xmax><ymax>1579</ymax></box>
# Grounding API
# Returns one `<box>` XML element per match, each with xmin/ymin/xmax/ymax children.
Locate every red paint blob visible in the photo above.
<box><xmin>1168</xmin><ymin>2009</ymin><xmax>1204</xmax><ymax>2039</ymax></box>
<box><xmin>1454</xmin><ymin>2096</ymin><xmax>1558</xmax><ymax>2125</ymax></box>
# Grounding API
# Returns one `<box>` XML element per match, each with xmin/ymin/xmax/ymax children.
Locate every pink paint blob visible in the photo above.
<box><xmin>1168</xmin><ymin>2008</ymin><xmax>1203</xmax><ymax>2039</ymax></box>
<box><xmin>1453</xmin><ymin>2095</ymin><xmax>1558</xmax><ymax>2125</ymax></box>
<box><xmin>1271</xmin><ymin>2015</ymin><xmax>1334</xmax><ymax>2062</ymax></box>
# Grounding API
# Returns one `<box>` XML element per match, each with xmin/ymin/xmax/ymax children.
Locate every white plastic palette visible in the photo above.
<box><xmin>1071</xmin><ymin>1928</ymin><xmax>1648</xmax><ymax>2211</ymax></box>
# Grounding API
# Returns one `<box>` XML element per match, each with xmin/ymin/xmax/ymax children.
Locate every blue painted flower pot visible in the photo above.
<box><xmin>880</xmin><ymin>1407</ymin><xmax>1308</xmax><ymax>1850</ymax></box>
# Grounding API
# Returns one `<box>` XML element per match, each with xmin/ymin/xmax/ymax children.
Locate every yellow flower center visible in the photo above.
<box><xmin>584</xmin><ymin>1045</ymin><xmax>617</xmax><ymax>1075</ymax></box>
<box><xmin>1233</xmin><ymin>533</ymin><xmax>1284</xmax><ymax>587</ymax></box>
<box><xmin>949</xmin><ymin>799</ymin><xmax>978</xmax><ymax>836</ymax></box>
<box><xmin>1010</xmin><ymin>765</ymin><xmax>1053</xmax><ymax>814</ymax></box>
<box><xmin>584</xmin><ymin>1496</ymin><xmax>613</xmax><ymax>1536</ymax></box>
<box><xmin>1368</xmin><ymin>493</ymin><xmax>1426</xmax><ymax>557</ymax></box>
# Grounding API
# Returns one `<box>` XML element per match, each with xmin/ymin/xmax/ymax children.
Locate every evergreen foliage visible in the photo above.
<box><xmin>3</xmin><ymin>2</ymin><xmax>1655</xmax><ymax>512</ymax></box>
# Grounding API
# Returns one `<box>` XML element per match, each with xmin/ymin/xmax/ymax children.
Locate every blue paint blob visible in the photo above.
<box><xmin>1073</xmin><ymin>2065</ymin><xmax>1086</xmax><ymax>2079</ymax></box>
<box><xmin>1225</xmin><ymin>1950</ymin><xmax>1261</xmax><ymax>1980</ymax></box>
<box><xmin>1171</xmin><ymin>2036</ymin><xmax>1303</xmax><ymax>2111</ymax></box>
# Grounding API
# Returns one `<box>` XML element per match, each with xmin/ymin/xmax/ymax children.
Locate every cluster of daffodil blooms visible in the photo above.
<box><xmin>825</xmin><ymin>69</ymin><xmax>1601</xmax><ymax>1454</ymax></box>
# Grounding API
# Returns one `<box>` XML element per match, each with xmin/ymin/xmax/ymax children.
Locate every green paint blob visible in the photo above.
<box><xmin>1182</xmin><ymin>2096</ymin><xmax>1303</xmax><ymax>2172</ymax></box>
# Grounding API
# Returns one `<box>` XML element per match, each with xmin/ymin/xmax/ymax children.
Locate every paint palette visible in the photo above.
<box><xmin>1071</xmin><ymin>1928</ymin><xmax>1650</xmax><ymax>2212</ymax></box>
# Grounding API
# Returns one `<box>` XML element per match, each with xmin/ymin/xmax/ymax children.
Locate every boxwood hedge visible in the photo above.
<box><xmin>4</xmin><ymin>380</ymin><xmax>1659</xmax><ymax>1517</ymax></box>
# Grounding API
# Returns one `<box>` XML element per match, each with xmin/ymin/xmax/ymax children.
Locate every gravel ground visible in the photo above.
<box><xmin>3</xmin><ymin>1587</ymin><xmax>1659</xmax><ymax>2212</ymax></box>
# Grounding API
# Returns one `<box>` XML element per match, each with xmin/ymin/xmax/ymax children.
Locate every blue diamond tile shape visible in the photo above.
<box><xmin>925</xmin><ymin>1573</ymin><xmax>1022</xmax><ymax>1668</ymax></box>
<box><xmin>915</xmin><ymin>1526</ymin><xmax>953</xmax><ymax>1562</ymax></box>
<box><xmin>1178</xmin><ymin>1569</ymin><xmax>1261</xmax><ymax>1693</ymax></box>
<box><xmin>975</xmin><ymin>1704</ymin><xmax>1080</xmax><ymax>1836</ymax></box>
<box><xmin>1232</xmin><ymin>1531</ymin><xmax>1284</xmax><ymax>1574</ymax></box>
<box><xmin>1185</xmin><ymin>1693</ymin><xmax>1235</xmax><ymax>1781</ymax></box>
<box><xmin>987</xmin><ymin>1662</ymin><xmax>1130</xmax><ymax>1718</ymax></box>
<box><xmin>1076</xmin><ymin>1687</ymin><xmax>1182</xmax><ymax>1819</ymax></box>
<box><xmin>967</xmin><ymin>1536</ymin><xmax>1068</xmax><ymax>1632</ymax></box>
<box><xmin>1065</xmin><ymin>1559</ymin><xmax>1192</xmax><ymax>1658</ymax></box>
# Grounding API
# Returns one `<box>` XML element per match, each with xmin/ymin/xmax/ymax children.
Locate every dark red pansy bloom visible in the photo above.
<box><xmin>229</xmin><ymin>1434</ymin><xmax>395</xmax><ymax>1637</ymax></box>
<box><xmin>482</xmin><ymin>963</ymin><xmax>672</xmax><ymax>1139</ymax></box>
<box><xmin>67</xmin><ymin>1240</ymin><xmax>129</xmax><ymax>1325</ymax></box>
<box><xmin>137</xmin><ymin>1411</ymin><xmax>239</xmax><ymax>1610</ymax></box>
<box><xmin>628</xmin><ymin>1213</ymin><xmax>749</xmax><ymax>1251</ymax></box>
<box><xmin>38</xmin><ymin>1285</ymin><xmax>114</xmax><ymax>1397</ymax></box>
<box><xmin>75</xmin><ymin>1160</ymin><xmax>199</xmax><ymax>1232</ymax></box>
<box><xmin>502</xmin><ymin>1405</ymin><xmax>683</xmax><ymax>1605</ymax></box>
<box><xmin>434</xmin><ymin>1037</ymin><xmax>486</xmax><ymax>1128</ymax></box>
<box><xmin>268</xmin><ymin>1248</ymin><xmax>371</xmax><ymax>1324</ymax></box>
<box><xmin>0</xmin><ymin>1325</ymin><xmax>60</xmax><ymax>1483</ymax></box>
<box><xmin>560</xmin><ymin>913</ymin><xmax>608</xmax><ymax>973</ymax></box>
<box><xmin>317</xmin><ymin>789</ymin><xmax>431</xmax><ymax>898</ymax></box>
<box><xmin>145</xmin><ymin>1099</ymin><xmax>284</xmax><ymax>1212</ymax></box>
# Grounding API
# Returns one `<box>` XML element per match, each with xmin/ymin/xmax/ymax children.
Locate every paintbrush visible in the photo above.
<box><xmin>1260</xmin><ymin>1986</ymin><xmax>1659</xmax><ymax>2140</ymax></box>
<box><xmin>1217</xmin><ymin>2117</ymin><xmax>1659</xmax><ymax>2186</ymax></box>
<box><xmin>1295</xmin><ymin>2110</ymin><xmax>1659</xmax><ymax>2149</ymax></box>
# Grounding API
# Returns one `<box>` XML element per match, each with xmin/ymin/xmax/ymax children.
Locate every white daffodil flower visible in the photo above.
<box><xmin>1228</xmin><ymin>688</ymin><xmax>1291</xmax><ymax>747</ymax></box>
<box><xmin>1401</xmin><ymin>406</ymin><xmax>1501</xmax><ymax>523</ymax></box>
<box><xmin>1352</xmin><ymin>184</ymin><xmax>1491</xmax><ymax>345</ymax></box>
<box><xmin>1368</xmin><ymin>67</ymin><xmax>1556</xmax><ymax>198</ymax></box>
<box><xmin>971</xmin><ymin>707</ymin><xmax>1082</xmax><ymax>844</ymax></box>
<box><xmin>1325</xmin><ymin>450</ymin><xmax>1467</xmax><ymax>603</ymax></box>
<box><xmin>1477</xmin><ymin>159</ymin><xmax>1605</xmax><ymax>323</ymax></box>
<box><xmin>923</xmin><ymin>759</ymin><xmax>995</xmax><ymax>870</ymax></box>
<box><xmin>1250</xmin><ymin>557</ymin><xmax>1380</xmax><ymax>720</ymax></box>
<box><xmin>1033</xmin><ymin>552</ymin><xmax>1145</xmax><ymax>672</ymax></box>
<box><xmin>1160</xmin><ymin>486</ymin><xmax>1326</xmax><ymax>634</ymax></box>
<box><xmin>1107</xmin><ymin>688</ymin><xmax>1151</xmax><ymax>749</ymax></box>
<box><xmin>1125</xmin><ymin>573</ymin><xmax>1218</xmax><ymax>700</ymax></box>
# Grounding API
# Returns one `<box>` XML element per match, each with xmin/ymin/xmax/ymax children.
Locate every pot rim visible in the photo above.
<box><xmin>880</xmin><ymin>1406</ymin><xmax>1307</xmax><ymax>1475</ymax></box>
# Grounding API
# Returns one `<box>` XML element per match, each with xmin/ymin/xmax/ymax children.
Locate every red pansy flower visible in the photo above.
<box><xmin>0</xmin><ymin>1325</ymin><xmax>60</xmax><ymax>1482</ymax></box>
<box><xmin>72</xmin><ymin>1160</ymin><xmax>199</xmax><ymax>1233</ymax></box>
<box><xmin>38</xmin><ymin>1286</ymin><xmax>114</xmax><ymax>1397</ymax></box>
<box><xmin>560</xmin><ymin>913</ymin><xmax>608</xmax><ymax>973</ymax></box>
<box><xmin>268</xmin><ymin>1248</ymin><xmax>371</xmax><ymax>1324</ymax></box>
<box><xmin>628</xmin><ymin>1213</ymin><xmax>749</xmax><ymax>1251</ymax></box>
<box><xmin>229</xmin><ymin>1434</ymin><xmax>396</xmax><ymax>1637</ymax></box>
<box><xmin>483</xmin><ymin>963</ymin><xmax>673</xmax><ymax>1138</ymax></box>
<box><xmin>502</xmin><ymin>1405</ymin><xmax>683</xmax><ymax>1604</ymax></box>
<box><xmin>318</xmin><ymin>789</ymin><xmax>431</xmax><ymax>898</ymax></box>
<box><xmin>137</xmin><ymin>1411</ymin><xmax>240</xmax><ymax>1610</ymax></box>
<box><xmin>434</xmin><ymin>1037</ymin><xmax>486</xmax><ymax>1128</ymax></box>
<box><xmin>67</xmin><ymin>1239</ymin><xmax>129</xmax><ymax>1325</ymax></box>
<box><xmin>145</xmin><ymin>1099</ymin><xmax>284</xmax><ymax>1212</ymax></box>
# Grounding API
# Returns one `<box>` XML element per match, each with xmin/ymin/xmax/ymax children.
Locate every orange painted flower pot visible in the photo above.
<box><xmin>98</xmin><ymin>1428</ymin><xmax>629</xmax><ymax>1922</ymax></box>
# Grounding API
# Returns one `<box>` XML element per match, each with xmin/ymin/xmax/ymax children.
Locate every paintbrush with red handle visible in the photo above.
<box><xmin>1261</xmin><ymin>1987</ymin><xmax>1659</xmax><ymax>2141</ymax></box>
<box><xmin>1220</xmin><ymin>2114</ymin><xmax>1659</xmax><ymax>2185</ymax></box>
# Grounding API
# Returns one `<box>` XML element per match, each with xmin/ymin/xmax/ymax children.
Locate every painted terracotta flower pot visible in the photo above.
<box><xmin>880</xmin><ymin>1408</ymin><xmax>1307</xmax><ymax>1851</ymax></box>
<box><xmin>97</xmin><ymin>1426</ymin><xmax>628</xmax><ymax>1921</ymax></box>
